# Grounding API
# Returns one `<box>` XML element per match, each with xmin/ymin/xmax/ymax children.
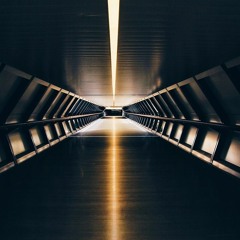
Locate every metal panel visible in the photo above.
<box><xmin>124</xmin><ymin>56</ymin><xmax>240</xmax><ymax>178</ymax></box>
<box><xmin>0</xmin><ymin>64</ymin><xmax>104</xmax><ymax>174</ymax></box>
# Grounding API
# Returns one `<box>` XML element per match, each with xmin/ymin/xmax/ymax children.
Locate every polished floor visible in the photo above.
<box><xmin>1</xmin><ymin>117</ymin><xmax>240</xmax><ymax>240</ymax></box>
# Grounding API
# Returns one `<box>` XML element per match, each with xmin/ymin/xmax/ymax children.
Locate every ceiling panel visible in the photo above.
<box><xmin>0</xmin><ymin>0</ymin><xmax>240</xmax><ymax>106</ymax></box>
<box><xmin>116</xmin><ymin>0</ymin><xmax>240</xmax><ymax>105</ymax></box>
<box><xmin>0</xmin><ymin>0</ymin><xmax>111</xmax><ymax>106</ymax></box>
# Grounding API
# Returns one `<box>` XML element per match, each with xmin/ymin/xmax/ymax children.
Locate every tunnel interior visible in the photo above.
<box><xmin>1</xmin><ymin>1</ymin><xmax>240</xmax><ymax>239</ymax></box>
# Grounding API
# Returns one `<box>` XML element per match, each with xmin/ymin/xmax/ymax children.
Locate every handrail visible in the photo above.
<box><xmin>0</xmin><ymin>112</ymin><xmax>103</xmax><ymax>130</ymax></box>
<box><xmin>125</xmin><ymin>112</ymin><xmax>240</xmax><ymax>132</ymax></box>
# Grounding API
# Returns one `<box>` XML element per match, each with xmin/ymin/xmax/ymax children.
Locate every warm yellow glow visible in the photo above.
<box><xmin>108</xmin><ymin>0</ymin><xmax>120</xmax><ymax>106</ymax></box>
<box><xmin>108</xmin><ymin>117</ymin><xmax>119</xmax><ymax>240</ymax></box>
<box><xmin>112</xmin><ymin>118</ymin><xmax>117</xmax><ymax>239</ymax></box>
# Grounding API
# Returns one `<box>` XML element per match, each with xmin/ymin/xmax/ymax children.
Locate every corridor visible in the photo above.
<box><xmin>0</xmin><ymin>117</ymin><xmax>240</xmax><ymax>240</ymax></box>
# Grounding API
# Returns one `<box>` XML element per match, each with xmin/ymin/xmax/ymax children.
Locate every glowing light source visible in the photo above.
<box><xmin>108</xmin><ymin>0</ymin><xmax>120</xmax><ymax>106</ymax></box>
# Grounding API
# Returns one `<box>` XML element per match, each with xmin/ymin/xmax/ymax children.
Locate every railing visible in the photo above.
<box><xmin>124</xmin><ymin>56</ymin><xmax>240</xmax><ymax>178</ymax></box>
<box><xmin>0</xmin><ymin>64</ymin><xmax>105</xmax><ymax>174</ymax></box>
<box><xmin>125</xmin><ymin>113</ymin><xmax>240</xmax><ymax>132</ymax></box>
<box><xmin>0</xmin><ymin>112</ymin><xmax>104</xmax><ymax>174</ymax></box>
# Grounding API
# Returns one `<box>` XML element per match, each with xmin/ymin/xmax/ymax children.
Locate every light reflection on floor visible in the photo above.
<box><xmin>1</xmin><ymin>117</ymin><xmax>240</xmax><ymax>239</ymax></box>
<box><xmin>110</xmin><ymin>117</ymin><xmax>118</xmax><ymax>240</ymax></box>
<box><xmin>78</xmin><ymin>116</ymin><xmax>155</xmax><ymax>240</ymax></box>
<box><xmin>77</xmin><ymin>117</ymin><xmax>150</xmax><ymax>137</ymax></box>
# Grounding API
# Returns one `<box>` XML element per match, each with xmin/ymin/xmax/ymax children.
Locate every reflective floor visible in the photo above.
<box><xmin>1</xmin><ymin>117</ymin><xmax>240</xmax><ymax>240</ymax></box>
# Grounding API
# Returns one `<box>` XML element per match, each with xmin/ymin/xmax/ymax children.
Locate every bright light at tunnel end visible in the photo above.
<box><xmin>108</xmin><ymin>0</ymin><xmax>120</xmax><ymax>106</ymax></box>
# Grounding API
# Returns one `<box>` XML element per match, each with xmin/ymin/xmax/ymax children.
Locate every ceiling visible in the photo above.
<box><xmin>0</xmin><ymin>0</ymin><xmax>240</xmax><ymax>106</ymax></box>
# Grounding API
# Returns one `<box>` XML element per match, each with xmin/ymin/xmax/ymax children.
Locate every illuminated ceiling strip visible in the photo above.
<box><xmin>108</xmin><ymin>0</ymin><xmax>120</xmax><ymax>106</ymax></box>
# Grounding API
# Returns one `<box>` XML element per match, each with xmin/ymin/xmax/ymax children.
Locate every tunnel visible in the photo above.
<box><xmin>1</xmin><ymin>1</ymin><xmax>240</xmax><ymax>239</ymax></box>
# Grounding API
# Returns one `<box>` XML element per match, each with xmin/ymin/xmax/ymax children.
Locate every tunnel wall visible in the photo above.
<box><xmin>0</xmin><ymin>63</ymin><xmax>104</xmax><ymax>173</ymax></box>
<box><xmin>123</xmin><ymin>56</ymin><xmax>240</xmax><ymax>178</ymax></box>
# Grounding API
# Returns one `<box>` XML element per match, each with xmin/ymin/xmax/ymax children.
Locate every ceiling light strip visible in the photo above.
<box><xmin>108</xmin><ymin>0</ymin><xmax>120</xmax><ymax>106</ymax></box>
